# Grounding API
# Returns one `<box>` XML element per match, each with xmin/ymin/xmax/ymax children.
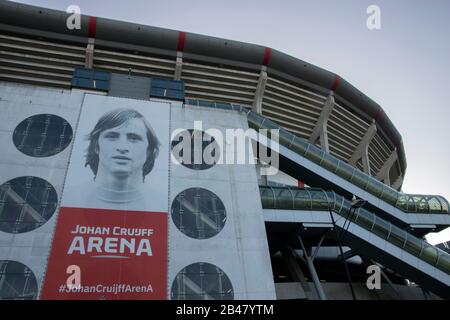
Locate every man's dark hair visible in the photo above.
<box><xmin>85</xmin><ymin>108</ymin><xmax>160</xmax><ymax>180</ymax></box>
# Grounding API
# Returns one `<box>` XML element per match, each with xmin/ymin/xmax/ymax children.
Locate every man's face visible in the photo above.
<box><xmin>97</xmin><ymin>118</ymin><xmax>149</xmax><ymax>179</ymax></box>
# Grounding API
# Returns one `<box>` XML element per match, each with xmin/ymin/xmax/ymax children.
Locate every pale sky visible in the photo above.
<box><xmin>10</xmin><ymin>0</ymin><xmax>450</xmax><ymax>244</ymax></box>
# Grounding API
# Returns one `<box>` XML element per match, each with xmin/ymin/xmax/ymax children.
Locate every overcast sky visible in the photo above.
<box><xmin>10</xmin><ymin>0</ymin><xmax>450</xmax><ymax>244</ymax></box>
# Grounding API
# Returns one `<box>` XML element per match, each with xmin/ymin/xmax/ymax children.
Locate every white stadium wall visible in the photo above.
<box><xmin>0</xmin><ymin>82</ymin><xmax>275</xmax><ymax>300</ymax></box>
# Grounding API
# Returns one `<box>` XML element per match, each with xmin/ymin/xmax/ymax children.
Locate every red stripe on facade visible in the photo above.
<box><xmin>297</xmin><ymin>180</ymin><xmax>304</xmax><ymax>188</ymax></box>
<box><xmin>331</xmin><ymin>75</ymin><xmax>340</xmax><ymax>91</ymax></box>
<box><xmin>177</xmin><ymin>32</ymin><xmax>186</xmax><ymax>52</ymax></box>
<box><xmin>89</xmin><ymin>16</ymin><xmax>96</xmax><ymax>38</ymax></box>
<box><xmin>263</xmin><ymin>48</ymin><xmax>271</xmax><ymax>66</ymax></box>
<box><xmin>375</xmin><ymin>109</ymin><xmax>383</xmax><ymax>123</ymax></box>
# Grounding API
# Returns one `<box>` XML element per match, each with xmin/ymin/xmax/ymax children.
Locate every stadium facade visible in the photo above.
<box><xmin>0</xmin><ymin>1</ymin><xmax>449</xmax><ymax>300</ymax></box>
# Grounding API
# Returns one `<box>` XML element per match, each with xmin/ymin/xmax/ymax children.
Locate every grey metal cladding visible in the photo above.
<box><xmin>108</xmin><ymin>74</ymin><xmax>151</xmax><ymax>100</ymax></box>
<box><xmin>95</xmin><ymin>17</ymin><xmax>179</xmax><ymax>51</ymax></box>
<box><xmin>184</xmin><ymin>33</ymin><xmax>266</xmax><ymax>66</ymax></box>
<box><xmin>269</xmin><ymin>49</ymin><xmax>335</xmax><ymax>89</ymax></box>
<box><xmin>0</xmin><ymin>1</ymin><xmax>90</xmax><ymax>38</ymax></box>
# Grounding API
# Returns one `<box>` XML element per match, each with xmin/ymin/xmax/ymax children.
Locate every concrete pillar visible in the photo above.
<box><xmin>174</xmin><ymin>51</ymin><xmax>183</xmax><ymax>80</ymax></box>
<box><xmin>252</xmin><ymin>66</ymin><xmax>268</xmax><ymax>114</ymax></box>
<box><xmin>349</xmin><ymin>120</ymin><xmax>377</xmax><ymax>175</ymax></box>
<box><xmin>85</xmin><ymin>38</ymin><xmax>95</xmax><ymax>69</ymax></box>
<box><xmin>309</xmin><ymin>93</ymin><xmax>334</xmax><ymax>153</ymax></box>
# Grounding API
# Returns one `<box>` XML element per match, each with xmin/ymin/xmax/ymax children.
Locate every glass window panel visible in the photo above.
<box><xmin>305</xmin><ymin>145</ymin><xmax>324</xmax><ymax>165</ymax></box>
<box><xmin>372</xmin><ymin>217</ymin><xmax>390</xmax><ymax>240</ymax></box>
<box><xmin>388</xmin><ymin>226</ymin><xmax>407</xmax><ymax>248</ymax></box>
<box><xmin>291</xmin><ymin>137</ymin><xmax>309</xmax><ymax>156</ymax></box>
<box><xmin>437</xmin><ymin>252</ymin><xmax>450</xmax><ymax>274</ymax></box>
<box><xmin>355</xmin><ymin>209</ymin><xmax>374</xmax><ymax>231</ymax></box>
<box><xmin>420</xmin><ymin>245</ymin><xmax>438</xmax><ymax>266</ymax></box>
<box><xmin>404</xmin><ymin>234</ymin><xmax>423</xmax><ymax>257</ymax></box>
<box><xmin>351</xmin><ymin>169</ymin><xmax>369</xmax><ymax>190</ymax></box>
<box><xmin>335</xmin><ymin>162</ymin><xmax>354</xmax><ymax>181</ymax></box>
<box><xmin>321</xmin><ymin>153</ymin><xmax>339</xmax><ymax>172</ymax></box>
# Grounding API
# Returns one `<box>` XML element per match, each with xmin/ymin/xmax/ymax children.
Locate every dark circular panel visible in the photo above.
<box><xmin>0</xmin><ymin>176</ymin><xmax>58</xmax><ymax>233</ymax></box>
<box><xmin>13</xmin><ymin>114</ymin><xmax>73</xmax><ymax>157</ymax></box>
<box><xmin>171</xmin><ymin>129</ymin><xmax>220</xmax><ymax>170</ymax></box>
<box><xmin>171</xmin><ymin>187</ymin><xmax>226</xmax><ymax>240</ymax></box>
<box><xmin>171</xmin><ymin>262</ymin><xmax>233</xmax><ymax>300</ymax></box>
<box><xmin>0</xmin><ymin>260</ymin><xmax>38</xmax><ymax>300</ymax></box>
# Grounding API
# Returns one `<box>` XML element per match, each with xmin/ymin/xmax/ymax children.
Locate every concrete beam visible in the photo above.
<box><xmin>174</xmin><ymin>51</ymin><xmax>183</xmax><ymax>80</ymax></box>
<box><xmin>392</xmin><ymin>174</ymin><xmax>403</xmax><ymax>191</ymax></box>
<box><xmin>85</xmin><ymin>38</ymin><xmax>95</xmax><ymax>69</ymax></box>
<box><xmin>309</xmin><ymin>93</ymin><xmax>334</xmax><ymax>153</ymax></box>
<box><xmin>349</xmin><ymin>120</ymin><xmax>377</xmax><ymax>175</ymax></box>
<box><xmin>252</xmin><ymin>66</ymin><xmax>268</xmax><ymax>114</ymax></box>
<box><xmin>375</xmin><ymin>148</ymin><xmax>398</xmax><ymax>185</ymax></box>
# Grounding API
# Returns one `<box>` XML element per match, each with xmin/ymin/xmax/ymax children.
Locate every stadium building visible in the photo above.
<box><xmin>0</xmin><ymin>1</ymin><xmax>449</xmax><ymax>300</ymax></box>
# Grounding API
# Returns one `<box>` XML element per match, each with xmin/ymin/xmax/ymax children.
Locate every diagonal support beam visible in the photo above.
<box><xmin>297</xmin><ymin>235</ymin><xmax>327</xmax><ymax>300</ymax></box>
<box><xmin>349</xmin><ymin>120</ymin><xmax>377</xmax><ymax>175</ymax></box>
<box><xmin>252</xmin><ymin>66</ymin><xmax>268</xmax><ymax>114</ymax></box>
<box><xmin>337</xmin><ymin>249</ymin><xmax>358</xmax><ymax>261</ymax></box>
<box><xmin>392</xmin><ymin>174</ymin><xmax>403</xmax><ymax>191</ymax></box>
<box><xmin>375</xmin><ymin>148</ymin><xmax>398</xmax><ymax>185</ymax></box>
<box><xmin>309</xmin><ymin>93</ymin><xmax>334</xmax><ymax>153</ymax></box>
<box><xmin>280</xmin><ymin>246</ymin><xmax>314</xmax><ymax>299</ymax></box>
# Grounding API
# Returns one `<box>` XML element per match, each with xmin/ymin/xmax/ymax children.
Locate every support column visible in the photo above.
<box><xmin>252</xmin><ymin>66</ymin><xmax>267</xmax><ymax>114</ymax></box>
<box><xmin>297</xmin><ymin>235</ymin><xmax>327</xmax><ymax>300</ymax></box>
<box><xmin>280</xmin><ymin>247</ymin><xmax>315</xmax><ymax>299</ymax></box>
<box><xmin>174</xmin><ymin>51</ymin><xmax>183</xmax><ymax>80</ymax></box>
<box><xmin>85</xmin><ymin>38</ymin><xmax>95</xmax><ymax>69</ymax></box>
<box><xmin>349</xmin><ymin>120</ymin><xmax>377</xmax><ymax>175</ymax></box>
<box><xmin>309</xmin><ymin>93</ymin><xmax>334</xmax><ymax>153</ymax></box>
<box><xmin>375</xmin><ymin>148</ymin><xmax>398</xmax><ymax>185</ymax></box>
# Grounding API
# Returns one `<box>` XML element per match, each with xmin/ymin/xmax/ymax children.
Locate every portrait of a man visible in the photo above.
<box><xmin>62</xmin><ymin>95</ymin><xmax>169</xmax><ymax>212</ymax></box>
<box><xmin>84</xmin><ymin>108</ymin><xmax>160</xmax><ymax>204</ymax></box>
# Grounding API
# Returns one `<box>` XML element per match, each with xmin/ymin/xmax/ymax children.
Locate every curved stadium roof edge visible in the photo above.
<box><xmin>0</xmin><ymin>0</ymin><xmax>407</xmax><ymax>175</ymax></box>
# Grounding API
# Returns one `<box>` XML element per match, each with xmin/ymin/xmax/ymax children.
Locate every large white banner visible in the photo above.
<box><xmin>42</xmin><ymin>94</ymin><xmax>170</xmax><ymax>300</ymax></box>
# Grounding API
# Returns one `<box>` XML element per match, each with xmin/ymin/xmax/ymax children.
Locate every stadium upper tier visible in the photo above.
<box><xmin>0</xmin><ymin>1</ymin><xmax>406</xmax><ymax>188</ymax></box>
